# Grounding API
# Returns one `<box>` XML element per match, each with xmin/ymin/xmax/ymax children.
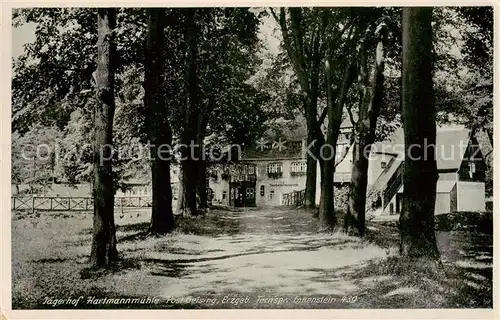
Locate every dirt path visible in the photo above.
<box><xmin>117</xmin><ymin>207</ymin><xmax>392</xmax><ymax>308</ymax></box>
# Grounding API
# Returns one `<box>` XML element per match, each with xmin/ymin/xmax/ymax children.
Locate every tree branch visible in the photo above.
<box><xmin>270</xmin><ymin>7</ymin><xmax>310</xmax><ymax>96</ymax></box>
<box><xmin>318</xmin><ymin>107</ymin><xmax>328</xmax><ymax>126</ymax></box>
<box><xmin>346</xmin><ymin>103</ymin><xmax>358</xmax><ymax>129</ymax></box>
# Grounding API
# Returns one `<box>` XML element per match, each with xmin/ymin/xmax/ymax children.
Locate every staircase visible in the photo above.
<box><xmin>382</xmin><ymin>161</ymin><xmax>405</xmax><ymax>210</ymax></box>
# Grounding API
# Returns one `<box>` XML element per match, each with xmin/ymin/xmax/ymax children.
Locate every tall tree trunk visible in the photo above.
<box><xmin>317</xmin><ymin>63</ymin><xmax>340</xmax><ymax>231</ymax></box>
<box><xmin>177</xmin><ymin>8</ymin><xmax>199</xmax><ymax>217</ymax></box>
<box><xmin>304</xmin><ymin>97</ymin><xmax>319</xmax><ymax>210</ymax></box>
<box><xmin>318</xmin><ymin>157</ymin><xmax>335</xmax><ymax>230</ymax></box>
<box><xmin>344</xmin><ymin>29</ymin><xmax>386</xmax><ymax>236</ymax></box>
<box><xmin>317</xmin><ymin>48</ymin><xmax>356</xmax><ymax>230</ymax></box>
<box><xmin>90</xmin><ymin>8</ymin><xmax>118</xmax><ymax>267</ymax></box>
<box><xmin>145</xmin><ymin>8</ymin><xmax>175</xmax><ymax>234</ymax></box>
<box><xmin>197</xmin><ymin>160</ymin><xmax>207</xmax><ymax>209</ymax></box>
<box><xmin>304</xmin><ymin>138</ymin><xmax>318</xmax><ymax>209</ymax></box>
<box><xmin>273</xmin><ymin>8</ymin><xmax>322</xmax><ymax>211</ymax></box>
<box><xmin>195</xmin><ymin>112</ymin><xmax>208</xmax><ymax>212</ymax></box>
<box><xmin>399</xmin><ymin>7</ymin><xmax>440</xmax><ymax>260</ymax></box>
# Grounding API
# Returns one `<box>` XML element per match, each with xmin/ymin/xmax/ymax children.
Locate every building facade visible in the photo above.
<box><xmin>370</xmin><ymin>129</ymin><xmax>487</xmax><ymax>215</ymax></box>
<box><xmin>210</xmin><ymin>121</ymin><xmax>488</xmax><ymax>214</ymax></box>
<box><xmin>209</xmin><ymin>119</ymin><xmax>353</xmax><ymax>207</ymax></box>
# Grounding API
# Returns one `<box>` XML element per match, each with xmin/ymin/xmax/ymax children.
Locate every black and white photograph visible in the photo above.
<box><xmin>4</xmin><ymin>3</ymin><xmax>496</xmax><ymax>314</ymax></box>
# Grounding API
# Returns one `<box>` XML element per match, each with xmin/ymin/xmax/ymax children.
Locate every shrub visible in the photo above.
<box><xmin>334</xmin><ymin>185</ymin><xmax>349</xmax><ymax>211</ymax></box>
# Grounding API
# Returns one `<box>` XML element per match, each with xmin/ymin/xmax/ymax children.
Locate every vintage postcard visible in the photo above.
<box><xmin>1</xmin><ymin>1</ymin><xmax>497</xmax><ymax>319</ymax></box>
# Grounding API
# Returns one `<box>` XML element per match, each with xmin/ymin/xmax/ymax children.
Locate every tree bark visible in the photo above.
<box><xmin>90</xmin><ymin>8</ymin><xmax>118</xmax><ymax>267</ymax></box>
<box><xmin>344</xmin><ymin>29</ymin><xmax>386</xmax><ymax>236</ymax></box>
<box><xmin>318</xmin><ymin>157</ymin><xmax>335</xmax><ymax>229</ymax></box>
<box><xmin>177</xmin><ymin>8</ymin><xmax>199</xmax><ymax>217</ymax></box>
<box><xmin>399</xmin><ymin>7</ymin><xmax>440</xmax><ymax>260</ymax></box>
<box><xmin>144</xmin><ymin>8</ymin><xmax>175</xmax><ymax>234</ymax></box>
<box><xmin>304</xmin><ymin>135</ymin><xmax>318</xmax><ymax>209</ymax></box>
<box><xmin>195</xmin><ymin>111</ymin><xmax>208</xmax><ymax>211</ymax></box>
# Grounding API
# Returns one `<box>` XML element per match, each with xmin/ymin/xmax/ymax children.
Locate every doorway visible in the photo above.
<box><xmin>230</xmin><ymin>181</ymin><xmax>256</xmax><ymax>207</ymax></box>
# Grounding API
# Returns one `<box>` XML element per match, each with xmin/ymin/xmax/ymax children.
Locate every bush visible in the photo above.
<box><xmin>434</xmin><ymin>211</ymin><xmax>493</xmax><ymax>233</ymax></box>
<box><xmin>334</xmin><ymin>185</ymin><xmax>349</xmax><ymax>211</ymax></box>
<box><xmin>366</xmin><ymin>188</ymin><xmax>383</xmax><ymax>212</ymax></box>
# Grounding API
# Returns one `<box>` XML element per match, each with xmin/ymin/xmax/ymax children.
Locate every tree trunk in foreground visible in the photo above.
<box><xmin>177</xmin><ymin>8</ymin><xmax>199</xmax><ymax>217</ymax></box>
<box><xmin>318</xmin><ymin>157</ymin><xmax>336</xmax><ymax>230</ymax></box>
<box><xmin>344</xmin><ymin>28</ymin><xmax>386</xmax><ymax>236</ymax></box>
<box><xmin>145</xmin><ymin>8</ymin><xmax>175</xmax><ymax>234</ymax></box>
<box><xmin>195</xmin><ymin>111</ymin><xmax>209</xmax><ymax>212</ymax></box>
<box><xmin>90</xmin><ymin>8</ymin><xmax>118</xmax><ymax>267</ymax></box>
<box><xmin>399</xmin><ymin>7</ymin><xmax>440</xmax><ymax>260</ymax></box>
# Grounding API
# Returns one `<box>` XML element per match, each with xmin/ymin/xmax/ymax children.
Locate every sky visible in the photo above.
<box><xmin>11</xmin><ymin>12</ymin><xmax>281</xmax><ymax>60</ymax></box>
<box><xmin>12</xmin><ymin>22</ymin><xmax>36</xmax><ymax>59</ymax></box>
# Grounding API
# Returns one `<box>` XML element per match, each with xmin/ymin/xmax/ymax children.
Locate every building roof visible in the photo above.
<box><xmin>371</xmin><ymin>127</ymin><xmax>404</xmax><ymax>155</ymax></box>
<box><xmin>436</xmin><ymin>130</ymin><xmax>470</xmax><ymax>170</ymax></box>
<box><xmin>241</xmin><ymin>116</ymin><xmax>353</xmax><ymax>161</ymax></box>
<box><xmin>371</xmin><ymin>128</ymin><xmax>471</xmax><ymax>171</ymax></box>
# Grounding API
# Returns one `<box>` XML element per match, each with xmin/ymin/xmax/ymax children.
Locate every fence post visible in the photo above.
<box><xmin>32</xmin><ymin>197</ymin><xmax>35</xmax><ymax>215</ymax></box>
<box><xmin>120</xmin><ymin>197</ymin><xmax>124</xmax><ymax>215</ymax></box>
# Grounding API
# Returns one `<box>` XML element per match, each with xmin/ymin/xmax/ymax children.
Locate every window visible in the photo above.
<box><xmin>267</xmin><ymin>162</ymin><xmax>283</xmax><ymax>174</ymax></box>
<box><xmin>268</xmin><ymin>190</ymin><xmax>275</xmax><ymax>200</ymax></box>
<box><xmin>290</xmin><ymin>162</ymin><xmax>307</xmax><ymax>176</ymax></box>
<box><xmin>291</xmin><ymin>162</ymin><xmax>307</xmax><ymax>173</ymax></box>
<box><xmin>267</xmin><ymin>162</ymin><xmax>283</xmax><ymax>178</ymax></box>
<box><xmin>260</xmin><ymin>185</ymin><xmax>265</xmax><ymax>196</ymax></box>
<box><xmin>469</xmin><ymin>162</ymin><xmax>476</xmax><ymax>179</ymax></box>
<box><xmin>470</xmin><ymin>162</ymin><xmax>476</xmax><ymax>173</ymax></box>
<box><xmin>381</xmin><ymin>161</ymin><xmax>387</xmax><ymax>169</ymax></box>
<box><xmin>247</xmin><ymin>165</ymin><xmax>255</xmax><ymax>174</ymax></box>
<box><xmin>222</xmin><ymin>190</ymin><xmax>227</xmax><ymax>200</ymax></box>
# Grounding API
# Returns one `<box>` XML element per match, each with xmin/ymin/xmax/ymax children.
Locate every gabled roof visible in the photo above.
<box><xmin>371</xmin><ymin>127</ymin><xmax>471</xmax><ymax>171</ymax></box>
<box><xmin>436</xmin><ymin>130</ymin><xmax>470</xmax><ymax>170</ymax></box>
<box><xmin>369</xmin><ymin>128</ymin><xmax>472</xmax><ymax>192</ymax></box>
<box><xmin>241</xmin><ymin>116</ymin><xmax>353</xmax><ymax>160</ymax></box>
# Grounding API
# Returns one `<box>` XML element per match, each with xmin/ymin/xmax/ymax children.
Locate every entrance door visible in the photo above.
<box><xmin>232</xmin><ymin>186</ymin><xmax>244</xmax><ymax>207</ymax></box>
<box><xmin>245</xmin><ymin>186</ymin><xmax>256</xmax><ymax>207</ymax></box>
<box><xmin>230</xmin><ymin>182</ymin><xmax>256</xmax><ymax>207</ymax></box>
